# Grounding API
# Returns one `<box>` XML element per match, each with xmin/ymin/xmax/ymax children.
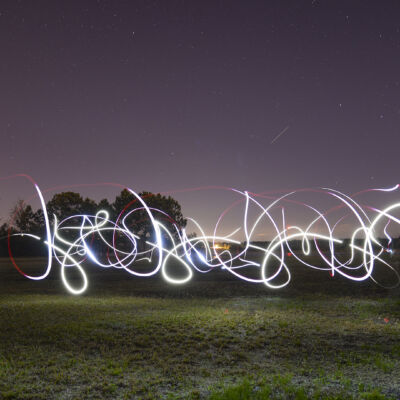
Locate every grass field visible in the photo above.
<box><xmin>0</xmin><ymin>256</ymin><xmax>399</xmax><ymax>399</ymax></box>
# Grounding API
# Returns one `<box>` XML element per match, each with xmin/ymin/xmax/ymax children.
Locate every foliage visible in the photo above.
<box><xmin>112</xmin><ymin>189</ymin><xmax>187</xmax><ymax>247</ymax></box>
<box><xmin>0</xmin><ymin>222</ymin><xmax>9</xmax><ymax>238</ymax></box>
<box><xmin>97</xmin><ymin>198</ymin><xmax>113</xmax><ymax>218</ymax></box>
<box><xmin>46</xmin><ymin>192</ymin><xmax>97</xmax><ymax>223</ymax></box>
<box><xmin>9</xmin><ymin>200</ymin><xmax>42</xmax><ymax>234</ymax></box>
<box><xmin>3</xmin><ymin>190</ymin><xmax>187</xmax><ymax>256</ymax></box>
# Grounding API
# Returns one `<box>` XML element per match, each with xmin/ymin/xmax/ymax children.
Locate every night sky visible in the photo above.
<box><xmin>1</xmin><ymin>1</ymin><xmax>400</xmax><ymax>234</ymax></box>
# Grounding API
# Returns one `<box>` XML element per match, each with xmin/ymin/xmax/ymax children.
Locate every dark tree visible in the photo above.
<box><xmin>4</xmin><ymin>201</ymin><xmax>47</xmax><ymax>256</ymax></box>
<box><xmin>0</xmin><ymin>222</ymin><xmax>8</xmax><ymax>238</ymax></box>
<box><xmin>9</xmin><ymin>200</ymin><xmax>42</xmax><ymax>234</ymax></box>
<box><xmin>112</xmin><ymin>189</ymin><xmax>135</xmax><ymax>218</ymax></box>
<box><xmin>98</xmin><ymin>198</ymin><xmax>113</xmax><ymax>217</ymax></box>
<box><xmin>45</xmin><ymin>192</ymin><xmax>99</xmax><ymax>246</ymax></box>
<box><xmin>0</xmin><ymin>222</ymin><xmax>10</xmax><ymax>256</ymax></box>
<box><xmin>46</xmin><ymin>192</ymin><xmax>88</xmax><ymax>222</ymax></box>
<box><xmin>112</xmin><ymin>190</ymin><xmax>187</xmax><ymax>248</ymax></box>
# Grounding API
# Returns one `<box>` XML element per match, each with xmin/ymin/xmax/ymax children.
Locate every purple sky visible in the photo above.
<box><xmin>1</xmin><ymin>1</ymin><xmax>400</xmax><ymax>236</ymax></box>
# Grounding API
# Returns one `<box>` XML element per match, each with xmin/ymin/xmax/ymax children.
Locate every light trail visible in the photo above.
<box><xmin>270</xmin><ymin>125</ymin><xmax>290</xmax><ymax>144</ymax></box>
<box><xmin>3</xmin><ymin>177</ymin><xmax>400</xmax><ymax>294</ymax></box>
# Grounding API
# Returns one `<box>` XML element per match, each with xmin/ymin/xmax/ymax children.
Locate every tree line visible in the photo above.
<box><xmin>0</xmin><ymin>190</ymin><xmax>187</xmax><ymax>256</ymax></box>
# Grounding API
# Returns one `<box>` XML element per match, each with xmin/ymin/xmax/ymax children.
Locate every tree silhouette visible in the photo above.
<box><xmin>46</xmin><ymin>192</ymin><xmax>97</xmax><ymax>222</ymax></box>
<box><xmin>3</xmin><ymin>189</ymin><xmax>187</xmax><ymax>256</ymax></box>
<box><xmin>112</xmin><ymin>190</ymin><xmax>187</xmax><ymax>249</ymax></box>
<box><xmin>9</xmin><ymin>200</ymin><xmax>42</xmax><ymax>234</ymax></box>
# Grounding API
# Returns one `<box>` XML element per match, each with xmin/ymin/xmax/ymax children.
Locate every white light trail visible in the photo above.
<box><xmin>5</xmin><ymin>179</ymin><xmax>400</xmax><ymax>294</ymax></box>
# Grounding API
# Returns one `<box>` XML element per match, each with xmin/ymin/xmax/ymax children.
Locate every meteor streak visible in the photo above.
<box><xmin>271</xmin><ymin>125</ymin><xmax>290</xmax><ymax>144</ymax></box>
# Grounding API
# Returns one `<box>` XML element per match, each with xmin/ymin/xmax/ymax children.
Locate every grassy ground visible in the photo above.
<box><xmin>0</xmin><ymin>256</ymin><xmax>399</xmax><ymax>399</ymax></box>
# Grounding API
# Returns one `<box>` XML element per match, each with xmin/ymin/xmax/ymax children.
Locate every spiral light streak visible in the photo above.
<box><xmin>4</xmin><ymin>178</ymin><xmax>400</xmax><ymax>294</ymax></box>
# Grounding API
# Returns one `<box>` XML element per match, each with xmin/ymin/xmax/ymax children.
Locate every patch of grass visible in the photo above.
<box><xmin>209</xmin><ymin>378</ymin><xmax>396</xmax><ymax>400</ymax></box>
<box><xmin>0</xmin><ymin>257</ymin><xmax>399</xmax><ymax>399</ymax></box>
<box><xmin>373</xmin><ymin>355</ymin><xmax>395</xmax><ymax>373</ymax></box>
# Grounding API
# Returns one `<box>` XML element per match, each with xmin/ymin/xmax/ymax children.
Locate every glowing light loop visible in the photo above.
<box><xmin>4</xmin><ymin>180</ymin><xmax>400</xmax><ymax>294</ymax></box>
